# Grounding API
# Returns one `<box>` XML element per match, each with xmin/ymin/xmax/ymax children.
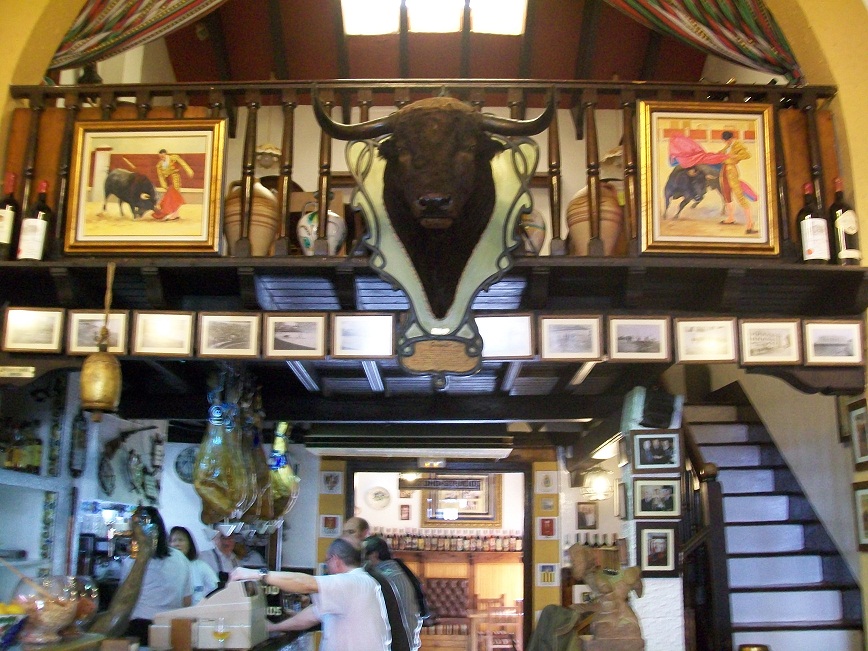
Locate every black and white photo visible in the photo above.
<box><xmin>131</xmin><ymin>311</ymin><xmax>195</xmax><ymax>357</ymax></box>
<box><xmin>632</xmin><ymin>429</ymin><xmax>682</xmax><ymax>473</ymax></box>
<box><xmin>539</xmin><ymin>315</ymin><xmax>603</xmax><ymax>361</ymax></box>
<box><xmin>675</xmin><ymin>317</ymin><xmax>737</xmax><ymax>363</ymax></box>
<box><xmin>2</xmin><ymin>307</ymin><xmax>65</xmax><ymax>353</ymax></box>
<box><xmin>804</xmin><ymin>319</ymin><xmax>864</xmax><ymax>365</ymax></box>
<box><xmin>198</xmin><ymin>312</ymin><xmax>260</xmax><ymax>358</ymax></box>
<box><xmin>739</xmin><ymin>318</ymin><xmax>801</xmax><ymax>364</ymax></box>
<box><xmin>608</xmin><ymin>317</ymin><xmax>671</xmax><ymax>362</ymax></box>
<box><xmin>263</xmin><ymin>313</ymin><xmax>326</xmax><ymax>359</ymax></box>
<box><xmin>67</xmin><ymin>310</ymin><xmax>129</xmax><ymax>355</ymax></box>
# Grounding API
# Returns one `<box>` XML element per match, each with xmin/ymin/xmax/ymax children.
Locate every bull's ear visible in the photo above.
<box><xmin>377</xmin><ymin>136</ymin><xmax>397</xmax><ymax>161</ymax></box>
<box><xmin>479</xmin><ymin>136</ymin><xmax>506</xmax><ymax>161</ymax></box>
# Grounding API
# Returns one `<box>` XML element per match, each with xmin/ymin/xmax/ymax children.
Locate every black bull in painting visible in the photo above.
<box><xmin>315</xmin><ymin>96</ymin><xmax>553</xmax><ymax>319</ymax></box>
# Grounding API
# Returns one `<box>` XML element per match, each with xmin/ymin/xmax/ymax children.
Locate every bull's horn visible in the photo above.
<box><xmin>313</xmin><ymin>93</ymin><xmax>395</xmax><ymax>141</ymax></box>
<box><xmin>480</xmin><ymin>94</ymin><xmax>555</xmax><ymax>136</ymax></box>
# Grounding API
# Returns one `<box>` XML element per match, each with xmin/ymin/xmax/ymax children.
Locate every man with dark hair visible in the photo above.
<box><xmin>342</xmin><ymin>516</ymin><xmax>371</xmax><ymax>549</ymax></box>
<box><xmin>363</xmin><ymin>535</ymin><xmax>425</xmax><ymax>651</ymax></box>
<box><xmin>230</xmin><ymin>538</ymin><xmax>391</xmax><ymax>651</ymax></box>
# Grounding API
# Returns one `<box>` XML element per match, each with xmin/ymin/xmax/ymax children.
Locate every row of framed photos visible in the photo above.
<box><xmin>2</xmin><ymin>307</ymin><xmax>864</xmax><ymax>365</ymax></box>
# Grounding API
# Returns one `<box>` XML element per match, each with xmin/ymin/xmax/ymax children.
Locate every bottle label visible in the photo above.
<box><xmin>0</xmin><ymin>207</ymin><xmax>12</xmax><ymax>244</ymax></box>
<box><xmin>800</xmin><ymin>217</ymin><xmax>830</xmax><ymax>261</ymax></box>
<box><xmin>17</xmin><ymin>218</ymin><xmax>47</xmax><ymax>260</ymax></box>
<box><xmin>836</xmin><ymin>209</ymin><xmax>862</xmax><ymax>261</ymax></box>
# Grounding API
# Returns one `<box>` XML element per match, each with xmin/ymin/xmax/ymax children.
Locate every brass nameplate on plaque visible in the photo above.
<box><xmin>0</xmin><ymin>366</ymin><xmax>36</xmax><ymax>378</ymax></box>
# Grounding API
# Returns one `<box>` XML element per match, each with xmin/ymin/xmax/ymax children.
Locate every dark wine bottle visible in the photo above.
<box><xmin>0</xmin><ymin>172</ymin><xmax>20</xmax><ymax>260</ymax></box>
<box><xmin>17</xmin><ymin>179</ymin><xmax>52</xmax><ymax>260</ymax></box>
<box><xmin>798</xmin><ymin>182</ymin><xmax>830</xmax><ymax>264</ymax></box>
<box><xmin>829</xmin><ymin>177</ymin><xmax>861</xmax><ymax>265</ymax></box>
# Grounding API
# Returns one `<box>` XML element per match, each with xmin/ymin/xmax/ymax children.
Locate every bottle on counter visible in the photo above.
<box><xmin>0</xmin><ymin>172</ymin><xmax>20</xmax><ymax>259</ymax></box>
<box><xmin>17</xmin><ymin>180</ymin><xmax>52</xmax><ymax>261</ymax></box>
<box><xmin>798</xmin><ymin>182</ymin><xmax>831</xmax><ymax>264</ymax></box>
<box><xmin>829</xmin><ymin>176</ymin><xmax>862</xmax><ymax>265</ymax></box>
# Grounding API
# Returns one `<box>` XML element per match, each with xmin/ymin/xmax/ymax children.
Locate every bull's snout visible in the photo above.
<box><xmin>416</xmin><ymin>194</ymin><xmax>452</xmax><ymax>211</ymax></box>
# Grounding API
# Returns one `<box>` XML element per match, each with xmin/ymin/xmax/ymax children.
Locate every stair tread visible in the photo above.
<box><xmin>730</xmin><ymin>581</ymin><xmax>860</xmax><ymax>592</ymax></box>
<box><xmin>728</xmin><ymin>549</ymin><xmax>843</xmax><ymax>558</ymax></box>
<box><xmin>732</xmin><ymin>619</ymin><xmax>863</xmax><ymax>631</ymax></box>
<box><xmin>721</xmin><ymin>490</ymin><xmax>804</xmax><ymax>497</ymax></box>
<box><xmin>724</xmin><ymin>518</ymin><xmax>820</xmax><ymax>526</ymax></box>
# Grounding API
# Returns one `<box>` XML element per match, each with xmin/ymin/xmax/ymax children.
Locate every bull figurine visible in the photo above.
<box><xmin>314</xmin><ymin>94</ymin><xmax>554</xmax><ymax>319</ymax></box>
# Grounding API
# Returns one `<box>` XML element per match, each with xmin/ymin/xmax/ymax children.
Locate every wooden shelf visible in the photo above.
<box><xmin>397</xmin><ymin>550</ymin><xmax>523</xmax><ymax>565</ymax></box>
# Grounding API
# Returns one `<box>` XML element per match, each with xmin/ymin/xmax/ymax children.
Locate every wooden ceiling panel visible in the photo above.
<box><xmin>525</xmin><ymin>0</ymin><xmax>585</xmax><ymax>79</ymax></box>
<box><xmin>280</xmin><ymin>0</ymin><xmax>343</xmax><ymax>79</ymax></box>
<box><xmin>218</xmin><ymin>0</ymin><xmax>277</xmax><ymax>80</ymax></box>
<box><xmin>467</xmin><ymin>35</ymin><xmax>523</xmax><ymax>80</ymax></box>
<box><xmin>347</xmin><ymin>35</ymin><xmax>401</xmax><ymax>80</ymax></box>
<box><xmin>587</xmin><ymin>4</ymin><xmax>652</xmax><ymax>81</ymax></box>
<box><xmin>407</xmin><ymin>33</ymin><xmax>463</xmax><ymax>79</ymax></box>
<box><xmin>647</xmin><ymin>37</ymin><xmax>707</xmax><ymax>82</ymax></box>
<box><xmin>164</xmin><ymin>23</ymin><xmax>223</xmax><ymax>82</ymax></box>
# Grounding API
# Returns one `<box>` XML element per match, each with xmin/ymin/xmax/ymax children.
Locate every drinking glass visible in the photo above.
<box><xmin>212</xmin><ymin>617</ymin><xmax>229</xmax><ymax>649</ymax></box>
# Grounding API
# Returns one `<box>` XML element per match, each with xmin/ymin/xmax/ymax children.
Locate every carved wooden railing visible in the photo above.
<box><xmin>7</xmin><ymin>79</ymin><xmax>838</xmax><ymax>263</ymax></box>
<box><xmin>680</xmin><ymin>422</ymin><xmax>732</xmax><ymax>651</ymax></box>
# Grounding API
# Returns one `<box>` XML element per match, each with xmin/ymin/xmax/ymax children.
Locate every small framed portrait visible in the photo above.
<box><xmin>853</xmin><ymin>481</ymin><xmax>868</xmax><ymax>551</ymax></box>
<box><xmin>477</xmin><ymin>313</ymin><xmax>535</xmax><ymax>359</ymax></box>
<box><xmin>538</xmin><ymin>315</ymin><xmax>603</xmax><ymax>361</ymax></box>
<box><xmin>837</xmin><ymin>394</ymin><xmax>860</xmax><ymax>442</ymax></box>
<box><xmin>320</xmin><ymin>471</ymin><xmax>344</xmax><ymax>495</ymax></box>
<box><xmin>576</xmin><ymin>502</ymin><xmax>598</xmax><ymax>530</ymax></box>
<box><xmin>332</xmin><ymin>312</ymin><xmax>395</xmax><ymax>358</ymax></box>
<box><xmin>197</xmin><ymin>312</ymin><xmax>260</xmax><ymax>358</ymax></box>
<box><xmin>608</xmin><ymin>316</ymin><xmax>671</xmax><ymax>362</ymax></box>
<box><xmin>67</xmin><ymin>310</ymin><xmax>129</xmax><ymax>355</ymax></box>
<box><xmin>535</xmin><ymin>470</ymin><xmax>558</xmax><ymax>494</ymax></box>
<box><xmin>536</xmin><ymin>516</ymin><xmax>558</xmax><ymax>540</ymax></box>
<box><xmin>263</xmin><ymin>312</ymin><xmax>327</xmax><ymax>359</ymax></box>
<box><xmin>637</xmin><ymin>523</ymin><xmax>679</xmax><ymax>576</ymax></box>
<box><xmin>674</xmin><ymin>317</ymin><xmax>737</xmax><ymax>363</ymax></box>
<box><xmin>633</xmin><ymin>478</ymin><xmax>681</xmax><ymax>519</ymax></box>
<box><xmin>803</xmin><ymin>319</ymin><xmax>864</xmax><ymax>366</ymax></box>
<box><xmin>739</xmin><ymin>318</ymin><xmax>801</xmax><ymax>365</ymax></box>
<box><xmin>319</xmin><ymin>514</ymin><xmax>342</xmax><ymax>538</ymax></box>
<box><xmin>400</xmin><ymin>504</ymin><xmax>411</xmax><ymax>521</ymax></box>
<box><xmin>849</xmin><ymin>399</ymin><xmax>868</xmax><ymax>471</ymax></box>
<box><xmin>131</xmin><ymin>311</ymin><xmax>194</xmax><ymax>357</ymax></box>
<box><xmin>632</xmin><ymin>429</ymin><xmax>682</xmax><ymax>473</ymax></box>
<box><xmin>2</xmin><ymin>307</ymin><xmax>65</xmax><ymax>353</ymax></box>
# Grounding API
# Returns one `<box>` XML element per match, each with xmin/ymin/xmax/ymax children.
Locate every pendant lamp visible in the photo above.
<box><xmin>80</xmin><ymin>262</ymin><xmax>122</xmax><ymax>421</ymax></box>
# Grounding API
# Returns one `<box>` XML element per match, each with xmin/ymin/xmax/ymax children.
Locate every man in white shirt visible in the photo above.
<box><xmin>230</xmin><ymin>538</ymin><xmax>391</xmax><ymax>651</ymax></box>
<box><xmin>202</xmin><ymin>532</ymin><xmax>241</xmax><ymax>577</ymax></box>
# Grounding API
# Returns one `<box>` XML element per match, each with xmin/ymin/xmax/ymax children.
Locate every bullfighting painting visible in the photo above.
<box><xmin>316</xmin><ymin>96</ymin><xmax>553</xmax><ymax>376</ymax></box>
<box><xmin>638</xmin><ymin>100</ymin><xmax>778</xmax><ymax>256</ymax></box>
<box><xmin>65</xmin><ymin>119</ymin><xmax>225</xmax><ymax>254</ymax></box>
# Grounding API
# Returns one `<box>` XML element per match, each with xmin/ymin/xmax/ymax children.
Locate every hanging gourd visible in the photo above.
<box><xmin>269</xmin><ymin>421</ymin><xmax>301</xmax><ymax>521</ymax></box>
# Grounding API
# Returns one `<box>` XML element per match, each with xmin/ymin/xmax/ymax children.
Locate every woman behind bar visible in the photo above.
<box><xmin>120</xmin><ymin>506</ymin><xmax>193</xmax><ymax>646</ymax></box>
<box><xmin>169</xmin><ymin>526</ymin><xmax>219</xmax><ymax>605</ymax></box>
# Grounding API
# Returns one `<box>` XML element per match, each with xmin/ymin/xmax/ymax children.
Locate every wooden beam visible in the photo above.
<box><xmin>330</xmin><ymin>0</ymin><xmax>351</xmax><ymax>79</ymax></box>
<box><xmin>573</xmin><ymin>0</ymin><xmax>602</xmax><ymax>80</ymax></box>
<box><xmin>518</xmin><ymin>0</ymin><xmax>538</xmax><ymax>79</ymax></box>
<box><xmin>267</xmin><ymin>0</ymin><xmax>290</xmax><ymax>79</ymax></box>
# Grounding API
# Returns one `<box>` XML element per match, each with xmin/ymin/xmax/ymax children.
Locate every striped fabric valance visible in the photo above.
<box><xmin>50</xmin><ymin>0</ymin><xmax>229</xmax><ymax>70</ymax></box>
<box><xmin>602</xmin><ymin>0</ymin><xmax>803</xmax><ymax>84</ymax></box>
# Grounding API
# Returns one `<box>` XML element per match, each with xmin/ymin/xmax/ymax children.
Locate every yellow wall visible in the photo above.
<box><xmin>531</xmin><ymin>461</ymin><xmax>560</xmax><ymax>619</ymax></box>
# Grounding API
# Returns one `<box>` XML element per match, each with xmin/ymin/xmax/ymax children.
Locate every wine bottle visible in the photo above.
<box><xmin>0</xmin><ymin>172</ymin><xmax>20</xmax><ymax>260</ymax></box>
<box><xmin>798</xmin><ymin>182</ymin><xmax>831</xmax><ymax>264</ymax></box>
<box><xmin>17</xmin><ymin>180</ymin><xmax>52</xmax><ymax>260</ymax></box>
<box><xmin>829</xmin><ymin>177</ymin><xmax>861</xmax><ymax>265</ymax></box>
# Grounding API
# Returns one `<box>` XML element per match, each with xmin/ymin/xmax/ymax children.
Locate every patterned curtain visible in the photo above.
<box><xmin>602</xmin><ymin>0</ymin><xmax>804</xmax><ymax>84</ymax></box>
<box><xmin>49</xmin><ymin>0</ymin><xmax>230</xmax><ymax>70</ymax></box>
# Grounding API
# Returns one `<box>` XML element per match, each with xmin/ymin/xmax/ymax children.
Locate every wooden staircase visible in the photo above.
<box><xmin>684</xmin><ymin>402</ymin><xmax>863</xmax><ymax>650</ymax></box>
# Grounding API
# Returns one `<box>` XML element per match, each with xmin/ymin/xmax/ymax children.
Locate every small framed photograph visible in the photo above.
<box><xmin>263</xmin><ymin>313</ymin><xmax>327</xmax><ymax>359</ymax></box>
<box><xmin>540</xmin><ymin>497</ymin><xmax>555</xmax><ymax>512</ymax></box>
<box><xmin>675</xmin><ymin>317</ymin><xmax>737</xmax><ymax>363</ymax></box>
<box><xmin>332</xmin><ymin>313</ymin><xmax>395</xmax><ymax>358</ymax></box>
<box><xmin>477</xmin><ymin>313</ymin><xmax>534</xmax><ymax>359</ymax></box>
<box><xmin>617</xmin><ymin>481</ymin><xmax>628</xmax><ymax>520</ymax></box>
<box><xmin>837</xmin><ymin>394</ymin><xmax>860</xmax><ymax>442</ymax></box>
<box><xmin>613</xmin><ymin>480</ymin><xmax>623</xmax><ymax>517</ymax></box>
<box><xmin>535</xmin><ymin>470</ymin><xmax>558</xmax><ymax>494</ymax></box>
<box><xmin>803</xmin><ymin>319</ymin><xmax>864</xmax><ymax>366</ymax></box>
<box><xmin>67</xmin><ymin>310</ymin><xmax>129</xmax><ymax>355</ymax></box>
<box><xmin>634</xmin><ymin>478</ymin><xmax>681</xmax><ymax>519</ymax></box>
<box><xmin>319</xmin><ymin>514</ymin><xmax>342</xmax><ymax>538</ymax></box>
<box><xmin>576</xmin><ymin>502</ymin><xmax>598</xmax><ymax>530</ymax></box>
<box><xmin>198</xmin><ymin>312</ymin><xmax>260</xmax><ymax>358</ymax></box>
<box><xmin>400</xmin><ymin>504</ymin><xmax>411</xmax><ymax>521</ymax></box>
<box><xmin>131</xmin><ymin>311</ymin><xmax>194</xmax><ymax>357</ymax></box>
<box><xmin>632</xmin><ymin>429</ymin><xmax>682</xmax><ymax>473</ymax></box>
<box><xmin>399</xmin><ymin>490</ymin><xmax>413</xmax><ymax>499</ymax></box>
<box><xmin>536</xmin><ymin>516</ymin><xmax>558</xmax><ymax>540</ymax></box>
<box><xmin>849</xmin><ymin>399</ymin><xmax>868</xmax><ymax>471</ymax></box>
<box><xmin>853</xmin><ymin>481</ymin><xmax>868</xmax><ymax>551</ymax></box>
<box><xmin>636</xmin><ymin>523</ymin><xmax>679</xmax><ymax>576</ymax></box>
<box><xmin>536</xmin><ymin>563</ymin><xmax>559</xmax><ymax>587</ymax></box>
<box><xmin>2</xmin><ymin>308</ymin><xmax>65</xmax><ymax>353</ymax></box>
<box><xmin>608</xmin><ymin>316</ymin><xmax>671</xmax><ymax>362</ymax></box>
<box><xmin>538</xmin><ymin>315</ymin><xmax>603</xmax><ymax>361</ymax></box>
<box><xmin>739</xmin><ymin>318</ymin><xmax>801</xmax><ymax>365</ymax></box>
<box><xmin>320</xmin><ymin>471</ymin><xmax>344</xmax><ymax>494</ymax></box>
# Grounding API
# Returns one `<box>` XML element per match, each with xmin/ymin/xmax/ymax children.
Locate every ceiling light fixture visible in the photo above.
<box><xmin>581</xmin><ymin>466</ymin><xmax>614</xmax><ymax>501</ymax></box>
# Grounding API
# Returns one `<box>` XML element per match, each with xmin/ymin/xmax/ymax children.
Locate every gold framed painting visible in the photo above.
<box><xmin>65</xmin><ymin>119</ymin><xmax>226</xmax><ymax>254</ymax></box>
<box><xmin>638</xmin><ymin>100</ymin><xmax>778</xmax><ymax>255</ymax></box>
<box><xmin>421</xmin><ymin>474</ymin><xmax>501</xmax><ymax>528</ymax></box>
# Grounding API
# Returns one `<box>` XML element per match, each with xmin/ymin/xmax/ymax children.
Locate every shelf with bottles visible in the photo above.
<box><xmin>371</xmin><ymin>527</ymin><xmax>523</xmax><ymax>555</ymax></box>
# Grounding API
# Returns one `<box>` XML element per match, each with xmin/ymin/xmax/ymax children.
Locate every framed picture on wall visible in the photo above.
<box><xmin>2</xmin><ymin>307</ymin><xmax>65</xmax><ymax>353</ymax></box>
<box><xmin>803</xmin><ymin>319</ymin><xmax>864</xmax><ymax>365</ymax></box>
<box><xmin>608</xmin><ymin>316</ymin><xmax>671</xmax><ymax>362</ymax></box>
<box><xmin>576</xmin><ymin>502</ymin><xmax>598</xmax><ymax>530</ymax></box>
<box><xmin>319</xmin><ymin>515</ymin><xmax>342</xmax><ymax>538</ymax></box>
<box><xmin>633</xmin><ymin>478</ymin><xmax>682</xmax><ymax>519</ymax></box>
<box><xmin>636</xmin><ymin>523</ymin><xmax>679</xmax><ymax>576</ymax></box>
<box><xmin>536</xmin><ymin>516</ymin><xmax>558</xmax><ymax>540</ymax></box>
<box><xmin>263</xmin><ymin>312</ymin><xmax>327</xmax><ymax>359</ymax></box>
<box><xmin>632</xmin><ymin>429</ymin><xmax>682</xmax><ymax>473</ymax></box>
<box><xmin>332</xmin><ymin>313</ymin><xmax>395</xmax><ymax>358</ymax></box>
<box><xmin>739</xmin><ymin>318</ymin><xmax>801</xmax><ymax>365</ymax></box>
<box><xmin>67</xmin><ymin>310</ymin><xmax>129</xmax><ymax>355</ymax></box>
<box><xmin>674</xmin><ymin>317</ymin><xmax>737</xmax><ymax>363</ymax></box>
<box><xmin>198</xmin><ymin>312</ymin><xmax>260</xmax><ymax>358</ymax></box>
<box><xmin>131</xmin><ymin>311</ymin><xmax>194</xmax><ymax>357</ymax></box>
<box><xmin>538</xmin><ymin>315</ymin><xmax>603</xmax><ymax>361</ymax></box>
<box><xmin>849</xmin><ymin>399</ymin><xmax>868</xmax><ymax>471</ymax></box>
<box><xmin>853</xmin><ymin>481</ymin><xmax>868</xmax><ymax>551</ymax></box>
<box><xmin>421</xmin><ymin>474</ymin><xmax>502</xmax><ymax>528</ymax></box>
<box><xmin>320</xmin><ymin>471</ymin><xmax>344</xmax><ymax>494</ymax></box>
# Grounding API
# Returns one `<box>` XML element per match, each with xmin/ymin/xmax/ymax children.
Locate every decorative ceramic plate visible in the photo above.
<box><xmin>174</xmin><ymin>446</ymin><xmax>197</xmax><ymax>484</ymax></box>
<box><xmin>365</xmin><ymin>486</ymin><xmax>391</xmax><ymax>510</ymax></box>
